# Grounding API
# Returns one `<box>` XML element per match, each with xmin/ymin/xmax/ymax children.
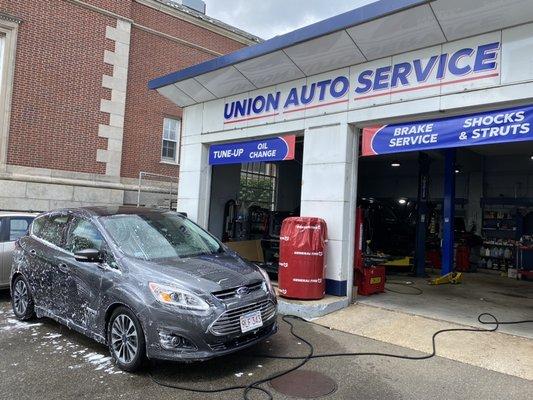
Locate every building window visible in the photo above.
<box><xmin>161</xmin><ymin>117</ymin><xmax>181</xmax><ymax>163</ymax></box>
<box><xmin>0</xmin><ymin>16</ymin><xmax>20</xmax><ymax>168</ymax></box>
<box><xmin>239</xmin><ymin>162</ymin><xmax>278</xmax><ymax>210</ymax></box>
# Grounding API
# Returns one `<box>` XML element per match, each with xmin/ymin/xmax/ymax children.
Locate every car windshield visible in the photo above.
<box><xmin>100</xmin><ymin>212</ymin><xmax>222</xmax><ymax>261</ymax></box>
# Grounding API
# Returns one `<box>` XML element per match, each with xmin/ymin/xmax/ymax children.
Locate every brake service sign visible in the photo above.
<box><xmin>362</xmin><ymin>105</ymin><xmax>533</xmax><ymax>156</ymax></box>
<box><xmin>209</xmin><ymin>135</ymin><xmax>295</xmax><ymax>165</ymax></box>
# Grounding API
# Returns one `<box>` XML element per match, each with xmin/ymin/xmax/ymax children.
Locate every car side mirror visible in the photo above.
<box><xmin>74</xmin><ymin>248</ymin><xmax>102</xmax><ymax>263</ymax></box>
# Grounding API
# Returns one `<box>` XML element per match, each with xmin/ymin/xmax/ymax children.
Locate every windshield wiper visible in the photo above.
<box><xmin>180</xmin><ymin>252</ymin><xmax>210</xmax><ymax>258</ymax></box>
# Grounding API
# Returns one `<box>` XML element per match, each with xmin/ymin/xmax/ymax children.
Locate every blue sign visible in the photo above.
<box><xmin>362</xmin><ymin>105</ymin><xmax>533</xmax><ymax>156</ymax></box>
<box><xmin>354</xmin><ymin>42</ymin><xmax>500</xmax><ymax>96</ymax></box>
<box><xmin>209</xmin><ymin>136</ymin><xmax>295</xmax><ymax>165</ymax></box>
<box><xmin>222</xmin><ymin>41</ymin><xmax>501</xmax><ymax>125</ymax></box>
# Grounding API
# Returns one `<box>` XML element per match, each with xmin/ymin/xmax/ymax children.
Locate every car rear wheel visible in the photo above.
<box><xmin>108</xmin><ymin>307</ymin><xmax>146</xmax><ymax>372</ymax></box>
<box><xmin>11</xmin><ymin>275</ymin><xmax>36</xmax><ymax>321</ymax></box>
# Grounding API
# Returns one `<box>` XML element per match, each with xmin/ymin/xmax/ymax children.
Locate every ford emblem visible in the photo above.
<box><xmin>236</xmin><ymin>286</ymin><xmax>250</xmax><ymax>297</ymax></box>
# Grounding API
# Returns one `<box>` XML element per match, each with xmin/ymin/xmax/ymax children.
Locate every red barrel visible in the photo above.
<box><xmin>278</xmin><ymin>217</ymin><xmax>327</xmax><ymax>300</ymax></box>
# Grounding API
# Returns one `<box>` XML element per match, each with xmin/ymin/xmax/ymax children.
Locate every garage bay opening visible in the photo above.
<box><xmin>208</xmin><ymin>136</ymin><xmax>303</xmax><ymax>277</ymax></box>
<box><xmin>355</xmin><ymin>112</ymin><xmax>533</xmax><ymax>339</ymax></box>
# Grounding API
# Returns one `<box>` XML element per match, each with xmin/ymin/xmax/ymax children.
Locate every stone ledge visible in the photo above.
<box><xmin>1</xmin><ymin>171</ymin><xmax>176</xmax><ymax>194</ymax></box>
<box><xmin>277</xmin><ymin>295</ymin><xmax>350</xmax><ymax>320</ymax></box>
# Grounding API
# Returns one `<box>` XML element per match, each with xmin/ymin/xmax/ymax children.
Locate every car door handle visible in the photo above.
<box><xmin>58</xmin><ymin>263</ymin><xmax>69</xmax><ymax>273</ymax></box>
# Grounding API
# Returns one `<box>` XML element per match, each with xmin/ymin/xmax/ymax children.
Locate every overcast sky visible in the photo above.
<box><xmin>203</xmin><ymin>0</ymin><xmax>377</xmax><ymax>39</ymax></box>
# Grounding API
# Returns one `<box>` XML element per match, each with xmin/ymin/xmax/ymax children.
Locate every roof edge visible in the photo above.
<box><xmin>141</xmin><ymin>0</ymin><xmax>262</xmax><ymax>45</ymax></box>
<box><xmin>148</xmin><ymin>0</ymin><xmax>430</xmax><ymax>90</ymax></box>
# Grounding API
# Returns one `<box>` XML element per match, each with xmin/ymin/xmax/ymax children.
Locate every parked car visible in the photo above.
<box><xmin>10</xmin><ymin>207</ymin><xmax>277</xmax><ymax>371</ymax></box>
<box><xmin>1</xmin><ymin>212</ymin><xmax>37</xmax><ymax>289</ymax></box>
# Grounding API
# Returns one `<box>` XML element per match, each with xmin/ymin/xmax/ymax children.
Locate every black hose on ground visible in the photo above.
<box><xmin>149</xmin><ymin>315</ymin><xmax>312</xmax><ymax>400</ymax></box>
<box><xmin>385</xmin><ymin>280</ymin><xmax>424</xmax><ymax>295</ymax></box>
<box><xmin>148</xmin><ymin>313</ymin><xmax>533</xmax><ymax>399</ymax></box>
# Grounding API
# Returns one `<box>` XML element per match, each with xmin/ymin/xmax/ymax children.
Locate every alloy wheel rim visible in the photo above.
<box><xmin>111</xmin><ymin>314</ymin><xmax>138</xmax><ymax>364</ymax></box>
<box><xmin>13</xmin><ymin>280</ymin><xmax>29</xmax><ymax>316</ymax></box>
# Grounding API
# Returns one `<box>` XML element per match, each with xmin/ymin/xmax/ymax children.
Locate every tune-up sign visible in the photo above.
<box><xmin>209</xmin><ymin>135</ymin><xmax>296</xmax><ymax>165</ymax></box>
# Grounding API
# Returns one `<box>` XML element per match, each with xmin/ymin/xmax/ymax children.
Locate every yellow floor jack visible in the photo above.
<box><xmin>429</xmin><ymin>272</ymin><xmax>463</xmax><ymax>285</ymax></box>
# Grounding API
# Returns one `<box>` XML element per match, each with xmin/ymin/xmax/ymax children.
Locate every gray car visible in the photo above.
<box><xmin>0</xmin><ymin>212</ymin><xmax>36</xmax><ymax>289</ymax></box>
<box><xmin>10</xmin><ymin>207</ymin><xmax>277</xmax><ymax>371</ymax></box>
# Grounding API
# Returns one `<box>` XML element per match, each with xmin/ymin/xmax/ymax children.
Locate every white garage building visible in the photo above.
<box><xmin>149</xmin><ymin>0</ymin><xmax>533</xmax><ymax>315</ymax></box>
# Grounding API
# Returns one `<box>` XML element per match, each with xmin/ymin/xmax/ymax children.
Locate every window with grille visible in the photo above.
<box><xmin>161</xmin><ymin>117</ymin><xmax>181</xmax><ymax>163</ymax></box>
<box><xmin>239</xmin><ymin>162</ymin><xmax>277</xmax><ymax>210</ymax></box>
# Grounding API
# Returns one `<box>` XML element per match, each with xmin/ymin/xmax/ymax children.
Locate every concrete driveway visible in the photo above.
<box><xmin>0</xmin><ymin>290</ymin><xmax>531</xmax><ymax>400</ymax></box>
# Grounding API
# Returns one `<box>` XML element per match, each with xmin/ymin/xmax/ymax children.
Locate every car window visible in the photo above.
<box><xmin>32</xmin><ymin>214</ymin><xmax>70</xmax><ymax>248</ymax></box>
<box><xmin>66</xmin><ymin>218</ymin><xmax>104</xmax><ymax>253</ymax></box>
<box><xmin>100</xmin><ymin>212</ymin><xmax>221</xmax><ymax>261</ymax></box>
<box><xmin>31</xmin><ymin>217</ymin><xmax>46</xmax><ymax>238</ymax></box>
<box><xmin>9</xmin><ymin>218</ymin><xmax>32</xmax><ymax>241</ymax></box>
<box><xmin>0</xmin><ymin>217</ymin><xmax>4</xmax><ymax>242</ymax></box>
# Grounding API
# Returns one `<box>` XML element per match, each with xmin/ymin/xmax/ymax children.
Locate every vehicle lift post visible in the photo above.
<box><xmin>441</xmin><ymin>148</ymin><xmax>456</xmax><ymax>275</ymax></box>
<box><xmin>414</xmin><ymin>153</ymin><xmax>430</xmax><ymax>277</ymax></box>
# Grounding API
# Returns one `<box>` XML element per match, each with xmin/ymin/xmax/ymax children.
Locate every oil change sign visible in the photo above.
<box><xmin>362</xmin><ymin>105</ymin><xmax>533</xmax><ymax>156</ymax></box>
<box><xmin>209</xmin><ymin>135</ymin><xmax>295</xmax><ymax>165</ymax></box>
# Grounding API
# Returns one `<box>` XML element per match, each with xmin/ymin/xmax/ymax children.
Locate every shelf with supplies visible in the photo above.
<box><xmin>481</xmin><ymin>206</ymin><xmax>523</xmax><ymax>240</ymax></box>
<box><xmin>479</xmin><ymin>241</ymin><xmax>516</xmax><ymax>271</ymax></box>
<box><xmin>478</xmin><ymin>235</ymin><xmax>533</xmax><ymax>275</ymax></box>
<box><xmin>481</xmin><ymin>240</ymin><xmax>515</xmax><ymax>247</ymax></box>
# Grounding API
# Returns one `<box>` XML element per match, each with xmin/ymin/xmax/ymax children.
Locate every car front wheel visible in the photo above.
<box><xmin>11</xmin><ymin>275</ymin><xmax>36</xmax><ymax>321</ymax></box>
<box><xmin>108</xmin><ymin>306</ymin><xmax>146</xmax><ymax>372</ymax></box>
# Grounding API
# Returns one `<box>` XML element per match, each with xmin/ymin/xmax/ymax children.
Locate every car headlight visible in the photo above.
<box><xmin>258</xmin><ymin>267</ymin><xmax>275</xmax><ymax>295</ymax></box>
<box><xmin>148</xmin><ymin>282</ymin><xmax>210</xmax><ymax>311</ymax></box>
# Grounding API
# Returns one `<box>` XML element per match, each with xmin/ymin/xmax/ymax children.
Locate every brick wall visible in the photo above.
<box><xmin>1</xmin><ymin>0</ymin><xmax>248</xmax><ymax>179</ymax></box>
<box><xmin>1</xmin><ymin>0</ymin><xmax>119</xmax><ymax>174</ymax></box>
<box><xmin>132</xmin><ymin>1</ymin><xmax>245</xmax><ymax>55</ymax></box>
<box><xmin>120</xmin><ymin>1</ymin><xmax>245</xmax><ymax>179</ymax></box>
<box><xmin>83</xmin><ymin>0</ymin><xmax>132</xmax><ymax>17</ymax></box>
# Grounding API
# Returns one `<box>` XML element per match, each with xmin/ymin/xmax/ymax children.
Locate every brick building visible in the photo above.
<box><xmin>0</xmin><ymin>0</ymin><xmax>259</xmax><ymax>211</ymax></box>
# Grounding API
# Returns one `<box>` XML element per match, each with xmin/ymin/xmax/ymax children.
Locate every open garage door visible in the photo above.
<box><xmin>354</xmin><ymin>105</ymin><xmax>533</xmax><ymax>338</ymax></box>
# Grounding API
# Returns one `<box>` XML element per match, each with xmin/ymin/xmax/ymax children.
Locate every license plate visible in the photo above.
<box><xmin>240</xmin><ymin>310</ymin><xmax>263</xmax><ymax>333</ymax></box>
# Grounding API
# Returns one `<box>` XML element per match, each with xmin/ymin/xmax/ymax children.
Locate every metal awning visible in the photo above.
<box><xmin>149</xmin><ymin>0</ymin><xmax>533</xmax><ymax>107</ymax></box>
